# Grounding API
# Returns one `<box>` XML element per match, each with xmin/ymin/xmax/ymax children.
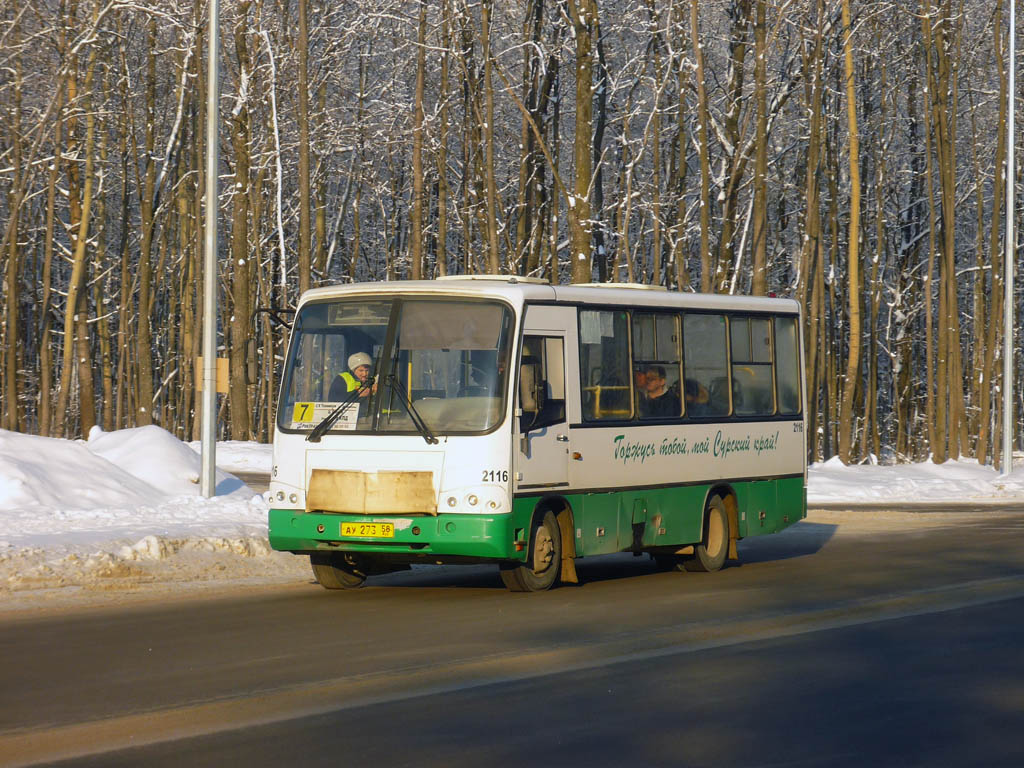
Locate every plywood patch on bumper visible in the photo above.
<box><xmin>307</xmin><ymin>469</ymin><xmax>437</xmax><ymax>515</ymax></box>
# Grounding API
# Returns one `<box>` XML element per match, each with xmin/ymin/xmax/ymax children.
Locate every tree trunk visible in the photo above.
<box><xmin>568</xmin><ymin>0</ymin><xmax>596</xmax><ymax>283</ymax></box>
<box><xmin>979</xmin><ymin>3</ymin><xmax>1008</xmax><ymax>465</ymax></box>
<box><xmin>920</xmin><ymin>1</ymin><xmax>942</xmax><ymax>461</ymax></box>
<box><xmin>229</xmin><ymin>0</ymin><xmax>253</xmax><ymax>440</ymax></box>
<box><xmin>135</xmin><ymin>18</ymin><xmax>158</xmax><ymax>426</ymax></box>
<box><xmin>481</xmin><ymin>0</ymin><xmax>501</xmax><ymax>273</ymax></box>
<box><xmin>691</xmin><ymin>0</ymin><xmax>712</xmax><ymax>292</ymax></box>
<box><xmin>751</xmin><ymin>0</ymin><xmax>767</xmax><ymax>296</ymax></box>
<box><xmin>799</xmin><ymin>0</ymin><xmax>824</xmax><ymax>458</ymax></box>
<box><xmin>3</xmin><ymin>27</ymin><xmax>23</xmax><ymax>431</ymax></box>
<box><xmin>38</xmin><ymin>95</ymin><xmax>63</xmax><ymax>437</ymax></box>
<box><xmin>56</xmin><ymin>10</ymin><xmax>99</xmax><ymax>436</ymax></box>
<box><xmin>411</xmin><ymin>0</ymin><xmax>427</xmax><ymax>279</ymax></box>
<box><xmin>837</xmin><ymin>0</ymin><xmax>861</xmax><ymax>464</ymax></box>
<box><xmin>297</xmin><ymin>0</ymin><xmax>312</xmax><ymax>292</ymax></box>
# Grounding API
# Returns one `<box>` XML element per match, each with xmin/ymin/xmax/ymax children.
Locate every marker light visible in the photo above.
<box><xmin>467</xmin><ymin>494</ymin><xmax>479</xmax><ymax>506</ymax></box>
<box><xmin>447</xmin><ymin>496</ymin><xmax>458</xmax><ymax>507</ymax></box>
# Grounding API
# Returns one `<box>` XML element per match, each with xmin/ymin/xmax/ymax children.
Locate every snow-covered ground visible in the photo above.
<box><xmin>808</xmin><ymin>454</ymin><xmax>1024</xmax><ymax>505</ymax></box>
<box><xmin>2</xmin><ymin>425</ymin><xmax>1024</xmax><ymax>610</ymax></box>
<box><xmin>0</xmin><ymin>426</ymin><xmax>301</xmax><ymax>607</ymax></box>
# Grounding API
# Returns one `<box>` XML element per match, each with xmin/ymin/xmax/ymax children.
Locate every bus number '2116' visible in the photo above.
<box><xmin>483</xmin><ymin>470</ymin><xmax>509</xmax><ymax>483</ymax></box>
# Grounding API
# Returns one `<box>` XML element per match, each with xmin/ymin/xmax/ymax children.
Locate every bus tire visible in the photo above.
<box><xmin>500</xmin><ymin>510</ymin><xmax>561</xmax><ymax>592</ymax></box>
<box><xmin>684</xmin><ymin>495</ymin><xmax>729</xmax><ymax>573</ymax></box>
<box><xmin>310</xmin><ymin>553</ymin><xmax>366</xmax><ymax>589</ymax></box>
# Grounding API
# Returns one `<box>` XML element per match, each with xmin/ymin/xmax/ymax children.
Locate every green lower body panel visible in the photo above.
<box><xmin>268</xmin><ymin>508</ymin><xmax>532</xmax><ymax>562</ymax></box>
<box><xmin>513</xmin><ymin>476</ymin><xmax>807</xmax><ymax>558</ymax></box>
<box><xmin>273</xmin><ymin>477</ymin><xmax>807</xmax><ymax>566</ymax></box>
<box><xmin>528</xmin><ymin>487</ymin><xmax>707</xmax><ymax>557</ymax></box>
<box><xmin>736</xmin><ymin>476</ymin><xmax>806</xmax><ymax>536</ymax></box>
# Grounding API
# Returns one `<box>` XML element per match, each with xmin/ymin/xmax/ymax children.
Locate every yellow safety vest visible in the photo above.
<box><xmin>339</xmin><ymin>370</ymin><xmax>360</xmax><ymax>393</ymax></box>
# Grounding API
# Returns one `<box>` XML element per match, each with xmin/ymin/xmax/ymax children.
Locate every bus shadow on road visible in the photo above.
<box><xmin>568</xmin><ymin>521</ymin><xmax>838</xmax><ymax>586</ymax></box>
<box><xmin>734</xmin><ymin>520</ymin><xmax>838</xmax><ymax>564</ymax></box>
<box><xmin>343</xmin><ymin>521</ymin><xmax>839</xmax><ymax>591</ymax></box>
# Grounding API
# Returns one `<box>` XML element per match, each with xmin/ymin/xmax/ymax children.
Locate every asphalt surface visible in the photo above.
<box><xmin>233</xmin><ymin>470</ymin><xmax>270</xmax><ymax>494</ymax></box>
<box><xmin>3</xmin><ymin>509</ymin><xmax>1023</xmax><ymax>767</ymax></box>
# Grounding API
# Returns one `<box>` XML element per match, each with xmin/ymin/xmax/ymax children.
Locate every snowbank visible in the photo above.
<box><xmin>807</xmin><ymin>455</ymin><xmax>1024</xmax><ymax>505</ymax></box>
<box><xmin>0</xmin><ymin>426</ymin><xmax>293</xmax><ymax>600</ymax></box>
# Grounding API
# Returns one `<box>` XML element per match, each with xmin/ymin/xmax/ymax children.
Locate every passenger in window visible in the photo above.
<box><xmin>684</xmin><ymin>378</ymin><xmax>710</xmax><ymax>416</ymax></box>
<box><xmin>634</xmin><ymin>367</ymin><xmax>649</xmax><ymax>406</ymax></box>
<box><xmin>639</xmin><ymin>365</ymin><xmax>681</xmax><ymax>418</ymax></box>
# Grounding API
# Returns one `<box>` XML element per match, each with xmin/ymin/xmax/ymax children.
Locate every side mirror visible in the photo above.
<box><xmin>245</xmin><ymin>339</ymin><xmax>259</xmax><ymax>385</ymax></box>
<box><xmin>518</xmin><ymin>362</ymin><xmax>546</xmax><ymax>453</ymax></box>
<box><xmin>519</xmin><ymin>362</ymin><xmax>542</xmax><ymax>415</ymax></box>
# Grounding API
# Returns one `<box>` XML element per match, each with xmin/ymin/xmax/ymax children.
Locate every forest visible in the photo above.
<box><xmin>0</xmin><ymin>0</ymin><xmax>1017</xmax><ymax>466</ymax></box>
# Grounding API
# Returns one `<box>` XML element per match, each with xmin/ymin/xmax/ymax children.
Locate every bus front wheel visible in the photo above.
<box><xmin>683</xmin><ymin>495</ymin><xmax>729</xmax><ymax>573</ymax></box>
<box><xmin>500</xmin><ymin>511</ymin><xmax>561</xmax><ymax>592</ymax></box>
<box><xmin>310</xmin><ymin>553</ymin><xmax>367</xmax><ymax>589</ymax></box>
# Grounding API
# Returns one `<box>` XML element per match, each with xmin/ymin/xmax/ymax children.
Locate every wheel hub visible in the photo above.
<box><xmin>532</xmin><ymin>527</ymin><xmax>554</xmax><ymax>573</ymax></box>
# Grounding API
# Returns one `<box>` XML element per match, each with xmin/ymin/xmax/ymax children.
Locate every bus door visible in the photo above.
<box><xmin>515</xmin><ymin>307</ymin><xmax>574</xmax><ymax>491</ymax></box>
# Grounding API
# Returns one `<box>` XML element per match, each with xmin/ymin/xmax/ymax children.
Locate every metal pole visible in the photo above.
<box><xmin>1004</xmin><ymin>0</ymin><xmax>1016</xmax><ymax>475</ymax></box>
<box><xmin>200</xmin><ymin>0</ymin><xmax>220</xmax><ymax>497</ymax></box>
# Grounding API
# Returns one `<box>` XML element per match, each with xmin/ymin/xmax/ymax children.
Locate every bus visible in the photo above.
<box><xmin>267</xmin><ymin>276</ymin><xmax>806</xmax><ymax>591</ymax></box>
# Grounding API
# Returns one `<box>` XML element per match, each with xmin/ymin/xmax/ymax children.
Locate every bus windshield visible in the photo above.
<box><xmin>279</xmin><ymin>297</ymin><xmax>514</xmax><ymax>436</ymax></box>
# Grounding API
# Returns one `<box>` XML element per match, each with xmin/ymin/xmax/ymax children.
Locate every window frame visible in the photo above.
<box><xmin>276</xmin><ymin>295</ymin><xmax>516</xmax><ymax>438</ymax></box>
<box><xmin>571</xmin><ymin>305</ymin><xmax>803</xmax><ymax>428</ymax></box>
<box><xmin>728</xmin><ymin>315</ymin><xmax>776</xmax><ymax>418</ymax></box>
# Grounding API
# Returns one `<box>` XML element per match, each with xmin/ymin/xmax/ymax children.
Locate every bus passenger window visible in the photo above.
<box><xmin>579</xmin><ymin>310</ymin><xmax>632</xmax><ymax>421</ymax></box>
<box><xmin>730</xmin><ymin>317</ymin><xmax>774</xmax><ymax>417</ymax></box>
<box><xmin>633</xmin><ymin>313</ymin><xmax>682</xmax><ymax>419</ymax></box>
<box><xmin>682</xmin><ymin>314</ymin><xmax>730</xmax><ymax>417</ymax></box>
<box><xmin>775</xmin><ymin>316</ymin><xmax>802</xmax><ymax>415</ymax></box>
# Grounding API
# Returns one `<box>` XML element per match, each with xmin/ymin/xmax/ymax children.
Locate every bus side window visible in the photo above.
<box><xmin>633</xmin><ymin>312</ymin><xmax>682</xmax><ymax>419</ymax></box>
<box><xmin>579</xmin><ymin>310</ymin><xmax>632</xmax><ymax>420</ymax></box>
<box><xmin>730</xmin><ymin>317</ymin><xmax>774</xmax><ymax>417</ymax></box>
<box><xmin>683</xmin><ymin>314</ymin><xmax>730</xmax><ymax>417</ymax></box>
<box><xmin>775</xmin><ymin>316</ymin><xmax>802</xmax><ymax>415</ymax></box>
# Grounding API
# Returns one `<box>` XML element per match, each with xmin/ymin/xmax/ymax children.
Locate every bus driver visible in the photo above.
<box><xmin>329</xmin><ymin>352</ymin><xmax>377</xmax><ymax>404</ymax></box>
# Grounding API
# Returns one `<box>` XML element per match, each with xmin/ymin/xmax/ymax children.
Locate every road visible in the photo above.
<box><xmin>2</xmin><ymin>509</ymin><xmax>1024</xmax><ymax>767</ymax></box>
<box><xmin>233</xmin><ymin>470</ymin><xmax>271</xmax><ymax>494</ymax></box>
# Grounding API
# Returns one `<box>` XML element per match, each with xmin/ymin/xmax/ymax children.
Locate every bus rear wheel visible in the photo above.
<box><xmin>500</xmin><ymin>510</ymin><xmax>561</xmax><ymax>592</ymax></box>
<box><xmin>310</xmin><ymin>553</ymin><xmax>367</xmax><ymax>589</ymax></box>
<box><xmin>683</xmin><ymin>495</ymin><xmax>729</xmax><ymax>573</ymax></box>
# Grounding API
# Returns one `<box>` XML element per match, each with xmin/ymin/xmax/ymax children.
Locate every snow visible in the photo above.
<box><xmin>807</xmin><ymin>455</ymin><xmax>1024</xmax><ymax>505</ymax></box>
<box><xmin>2</xmin><ymin>425</ymin><xmax>1024</xmax><ymax>608</ymax></box>
<box><xmin>0</xmin><ymin>426</ymin><xmax>295</xmax><ymax>605</ymax></box>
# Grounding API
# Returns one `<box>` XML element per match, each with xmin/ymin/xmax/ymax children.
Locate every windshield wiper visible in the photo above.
<box><xmin>385</xmin><ymin>374</ymin><xmax>439</xmax><ymax>445</ymax></box>
<box><xmin>305</xmin><ymin>380</ymin><xmax>372</xmax><ymax>443</ymax></box>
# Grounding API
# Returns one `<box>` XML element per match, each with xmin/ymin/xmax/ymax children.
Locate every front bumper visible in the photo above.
<box><xmin>268</xmin><ymin>508</ymin><xmax>525</xmax><ymax>561</ymax></box>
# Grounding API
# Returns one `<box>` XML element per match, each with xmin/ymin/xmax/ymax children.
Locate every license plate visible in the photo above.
<box><xmin>340</xmin><ymin>522</ymin><xmax>395</xmax><ymax>539</ymax></box>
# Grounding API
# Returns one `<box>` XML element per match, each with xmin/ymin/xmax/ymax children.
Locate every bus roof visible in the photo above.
<box><xmin>297</xmin><ymin>277</ymin><xmax>801</xmax><ymax>315</ymax></box>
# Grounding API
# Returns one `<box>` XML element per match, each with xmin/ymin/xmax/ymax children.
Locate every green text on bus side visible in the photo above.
<box><xmin>612</xmin><ymin>430</ymin><xmax>782</xmax><ymax>465</ymax></box>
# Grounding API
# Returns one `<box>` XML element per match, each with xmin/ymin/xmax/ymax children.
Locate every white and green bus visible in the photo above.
<box><xmin>268</xmin><ymin>276</ymin><xmax>806</xmax><ymax>591</ymax></box>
